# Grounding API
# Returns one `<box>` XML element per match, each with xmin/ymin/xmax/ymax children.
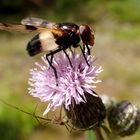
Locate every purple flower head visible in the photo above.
<box><xmin>28</xmin><ymin>50</ymin><xmax>103</xmax><ymax>115</ymax></box>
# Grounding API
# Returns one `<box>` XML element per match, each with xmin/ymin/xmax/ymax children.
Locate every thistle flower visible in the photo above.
<box><xmin>28</xmin><ymin>50</ymin><xmax>103</xmax><ymax>116</ymax></box>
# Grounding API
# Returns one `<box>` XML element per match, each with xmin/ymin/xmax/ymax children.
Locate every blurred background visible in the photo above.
<box><xmin>0</xmin><ymin>0</ymin><xmax>140</xmax><ymax>140</ymax></box>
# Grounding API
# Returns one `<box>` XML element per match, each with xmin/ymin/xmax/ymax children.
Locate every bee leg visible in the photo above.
<box><xmin>79</xmin><ymin>45</ymin><xmax>90</xmax><ymax>66</ymax></box>
<box><xmin>83</xmin><ymin>44</ymin><xmax>86</xmax><ymax>52</ymax></box>
<box><xmin>83</xmin><ymin>44</ymin><xmax>91</xmax><ymax>55</ymax></box>
<box><xmin>62</xmin><ymin>48</ymin><xmax>73</xmax><ymax>69</ymax></box>
<box><xmin>46</xmin><ymin>55</ymin><xmax>58</xmax><ymax>86</ymax></box>
<box><xmin>68</xmin><ymin>46</ymin><xmax>73</xmax><ymax>53</ymax></box>
<box><xmin>50</xmin><ymin>51</ymin><xmax>54</xmax><ymax>64</ymax></box>
<box><xmin>85</xmin><ymin>44</ymin><xmax>91</xmax><ymax>55</ymax></box>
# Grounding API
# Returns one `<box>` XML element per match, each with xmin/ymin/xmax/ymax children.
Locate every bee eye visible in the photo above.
<box><xmin>79</xmin><ymin>24</ymin><xmax>94</xmax><ymax>46</ymax></box>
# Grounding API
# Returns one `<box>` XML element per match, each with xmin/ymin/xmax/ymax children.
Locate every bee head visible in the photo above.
<box><xmin>79</xmin><ymin>24</ymin><xmax>94</xmax><ymax>46</ymax></box>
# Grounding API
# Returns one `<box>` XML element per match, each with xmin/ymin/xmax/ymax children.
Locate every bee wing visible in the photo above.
<box><xmin>21</xmin><ymin>17</ymin><xmax>44</xmax><ymax>26</ymax></box>
<box><xmin>0</xmin><ymin>22</ymin><xmax>64</xmax><ymax>36</ymax></box>
<box><xmin>0</xmin><ymin>22</ymin><xmax>38</xmax><ymax>32</ymax></box>
<box><xmin>21</xmin><ymin>17</ymin><xmax>57</xmax><ymax>28</ymax></box>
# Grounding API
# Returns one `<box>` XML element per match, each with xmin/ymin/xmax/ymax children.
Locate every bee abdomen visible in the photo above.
<box><xmin>26</xmin><ymin>32</ymin><xmax>59</xmax><ymax>56</ymax></box>
<box><xmin>26</xmin><ymin>34</ymin><xmax>42</xmax><ymax>56</ymax></box>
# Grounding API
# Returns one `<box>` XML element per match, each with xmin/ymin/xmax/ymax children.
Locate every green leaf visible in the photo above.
<box><xmin>86</xmin><ymin>130</ymin><xmax>96</xmax><ymax>140</ymax></box>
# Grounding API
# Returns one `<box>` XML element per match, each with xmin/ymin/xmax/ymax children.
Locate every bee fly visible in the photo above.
<box><xmin>0</xmin><ymin>17</ymin><xmax>94</xmax><ymax>84</ymax></box>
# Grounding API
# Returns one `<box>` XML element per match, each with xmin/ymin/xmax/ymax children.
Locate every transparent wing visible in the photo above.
<box><xmin>0</xmin><ymin>17</ymin><xmax>64</xmax><ymax>35</ymax></box>
<box><xmin>0</xmin><ymin>22</ymin><xmax>36</xmax><ymax>32</ymax></box>
<box><xmin>21</xmin><ymin>17</ymin><xmax>44</xmax><ymax>26</ymax></box>
<box><xmin>0</xmin><ymin>22</ymin><xmax>64</xmax><ymax>36</ymax></box>
<box><xmin>21</xmin><ymin>17</ymin><xmax>57</xmax><ymax>28</ymax></box>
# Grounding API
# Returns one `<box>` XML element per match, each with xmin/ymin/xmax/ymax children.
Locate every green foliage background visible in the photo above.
<box><xmin>0</xmin><ymin>0</ymin><xmax>140</xmax><ymax>140</ymax></box>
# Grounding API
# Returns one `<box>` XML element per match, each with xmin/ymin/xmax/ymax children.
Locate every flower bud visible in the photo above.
<box><xmin>64</xmin><ymin>91</ymin><xmax>106</xmax><ymax>129</ymax></box>
<box><xmin>100</xmin><ymin>95</ymin><xmax>116</xmax><ymax>113</ymax></box>
<box><xmin>108</xmin><ymin>100</ymin><xmax>140</xmax><ymax>137</ymax></box>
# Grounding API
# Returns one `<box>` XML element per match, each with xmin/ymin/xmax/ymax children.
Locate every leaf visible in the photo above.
<box><xmin>86</xmin><ymin>130</ymin><xmax>96</xmax><ymax>140</ymax></box>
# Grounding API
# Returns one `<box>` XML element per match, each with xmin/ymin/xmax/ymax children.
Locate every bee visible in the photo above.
<box><xmin>0</xmin><ymin>17</ymin><xmax>94</xmax><ymax>83</ymax></box>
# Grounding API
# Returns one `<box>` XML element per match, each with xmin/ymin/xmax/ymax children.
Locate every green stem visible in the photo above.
<box><xmin>101</xmin><ymin>125</ymin><xmax>118</xmax><ymax>140</ymax></box>
<box><xmin>94</xmin><ymin>127</ymin><xmax>104</xmax><ymax>140</ymax></box>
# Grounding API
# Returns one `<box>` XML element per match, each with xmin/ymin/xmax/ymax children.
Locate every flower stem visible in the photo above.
<box><xmin>94</xmin><ymin>127</ymin><xmax>104</xmax><ymax>140</ymax></box>
<box><xmin>101</xmin><ymin>125</ymin><xmax>118</xmax><ymax>140</ymax></box>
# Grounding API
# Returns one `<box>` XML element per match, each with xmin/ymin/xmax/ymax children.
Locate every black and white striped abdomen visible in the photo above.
<box><xmin>27</xmin><ymin>31</ymin><xmax>59</xmax><ymax>56</ymax></box>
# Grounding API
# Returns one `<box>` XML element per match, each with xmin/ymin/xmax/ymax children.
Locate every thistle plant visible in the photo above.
<box><xmin>27</xmin><ymin>47</ymin><xmax>140</xmax><ymax>140</ymax></box>
<box><xmin>26</xmin><ymin>38</ymin><xmax>140</xmax><ymax>140</ymax></box>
